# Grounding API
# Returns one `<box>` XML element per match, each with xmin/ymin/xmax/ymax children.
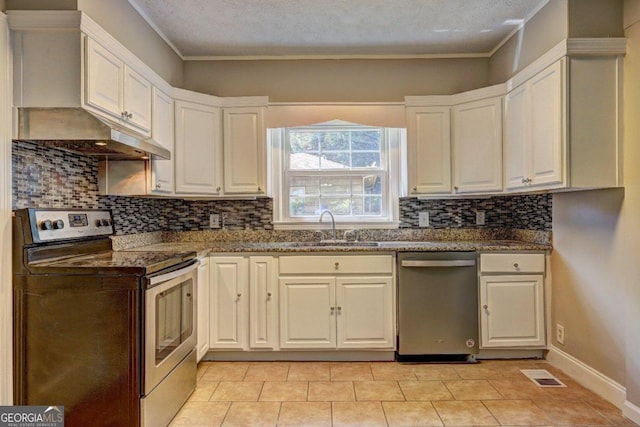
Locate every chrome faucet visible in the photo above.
<box><xmin>319</xmin><ymin>210</ymin><xmax>336</xmax><ymax>241</ymax></box>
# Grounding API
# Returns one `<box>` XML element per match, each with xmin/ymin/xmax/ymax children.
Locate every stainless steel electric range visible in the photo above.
<box><xmin>13</xmin><ymin>208</ymin><xmax>199</xmax><ymax>427</ymax></box>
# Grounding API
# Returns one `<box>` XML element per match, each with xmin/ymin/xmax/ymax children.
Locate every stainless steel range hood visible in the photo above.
<box><xmin>15</xmin><ymin>108</ymin><xmax>171</xmax><ymax>160</ymax></box>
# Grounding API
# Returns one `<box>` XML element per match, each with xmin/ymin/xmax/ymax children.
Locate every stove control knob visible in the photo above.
<box><xmin>95</xmin><ymin>219</ymin><xmax>103</xmax><ymax>227</ymax></box>
<box><xmin>101</xmin><ymin>219</ymin><xmax>111</xmax><ymax>227</ymax></box>
<box><xmin>40</xmin><ymin>220</ymin><xmax>53</xmax><ymax>231</ymax></box>
<box><xmin>53</xmin><ymin>219</ymin><xmax>65</xmax><ymax>230</ymax></box>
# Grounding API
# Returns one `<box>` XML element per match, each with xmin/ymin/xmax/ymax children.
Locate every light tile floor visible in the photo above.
<box><xmin>170</xmin><ymin>359</ymin><xmax>639</xmax><ymax>426</ymax></box>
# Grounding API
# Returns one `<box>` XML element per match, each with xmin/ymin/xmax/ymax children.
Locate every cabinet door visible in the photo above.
<box><xmin>279</xmin><ymin>278</ymin><xmax>336</xmax><ymax>349</ymax></box>
<box><xmin>249</xmin><ymin>256</ymin><xmax>278</xmax><ymax>349</ymax></box>
<box><xmin>504</xmin><ymin>84</ymin><xmax>530</xmax><ymax>190</ymax></box>
<box><xmin>209</xmin><ymin>257</ymin><xmax>248</xmax><ymax>349</ymax></box>
<box><xmin>122</xmin><ymin>65</ymin><xmax>151</xmax><ymax>134</ymax></box>
<box><xmin>336</xmin><ymin>277</ymin><xmax>394</xmax><ymax>349</ymax></box>
<box><xmin>223</xmin><ymin>107</ymin><xmax>266</xmax><ymax>194</ymax></box>
<box><xmin>452</xmin><ymin>97</ymin><xmax>503</xmax><ymax>193</ymax></box>
<box><xmin>196</xmin><ymin>258</ymin><xmax>210</xmax><ymax>361</ymax></box>
<box><xmin>406</xmin><ymin>107</ymin><xmax>451</xmax><ymax>194</ymax></box>
<box><xmin>529</xmin><ymin>59</ymin><xmax>564</xmax><ymax>187</ymax></box>
<box><xmin>175</xmin><ymin>100</ymin><xmax>222</xmax><ymax>194</ymax></box>
<box><xmin>150</xmin><ymin>88</ymin><xmax>174</xmax><ymax>194</ymax></box>
<box><xmin>85</xmin><ymin>37</ymin><xmax>123</xmax><ymax>119</ymax></box>
<box><xmin>479</xmin><ymin>275</ymin><xmax>545</xmax><ymax>348</ymax></box>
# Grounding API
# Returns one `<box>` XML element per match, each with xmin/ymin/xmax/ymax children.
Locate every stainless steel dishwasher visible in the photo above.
<box><xmin>397</xmin><ymin>252</ymin><xmax>479</xmax><ymax>362</ymax></box>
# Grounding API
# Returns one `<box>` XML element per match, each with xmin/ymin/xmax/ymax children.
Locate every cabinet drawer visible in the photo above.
<box><xmin>279</xmin><ymin>255</ymin><xmax>394</xmax><ymax>275</ymax></box>
<box><xmin>480</xmin><ymin>253</ymin><xmax>545</xmax><ymax>273</ymax></box>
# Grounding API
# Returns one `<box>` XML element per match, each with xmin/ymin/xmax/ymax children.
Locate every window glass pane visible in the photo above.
<box><xmin>321</xmin><ymin>152</ymin><xmax>349</xmax><ymax>169</ymax></box>
<box><xmin>320</xmin><ymin>177</ymin><xmax>350</xmax><ymax>195</ymax></box>
<box><xmin>290</xmin><ymin>177</ymin><xmax>320</xmax><ymax>195</ymax></box>
<box><xmin>363</xmin><ymin>196</ymin><xmax>382</xmax><ymax>215</ymax></box>
<box><xmin>321</xmin><ymin>132</ymin><xmax>349</xmax><ymax>150</ymax></box>
<box><xmin>290</xmin><ymin>196</ymin><xmax>319</xmax><ymax>216</ymax></box>
<box><xmin>289</xmin><ymin>132</ymin><xmax>319</xmax><ymax>152</ymax></box>
<box><xmin>362</xmin><ymin>175</ymin><xmax>382</xmax><ymax>194</ymax></box>
<box><xmin>322</xmin><ymin>197</ymin><xmax>351</xmax><ymax>215</ymax></box>
<box><xmin>352</xmin><ymin>152</ymin><xmax>381</xmax><ymax>168</ymax></box>
<box><xmin>352</xmin><ymin>131</ymin><xmax>381</xmax><ymax>150</ymax></box>
<box><xmin>351</xmin><ymin>197</ymin><xmax>364</xmax><ymax>215</ymax></box>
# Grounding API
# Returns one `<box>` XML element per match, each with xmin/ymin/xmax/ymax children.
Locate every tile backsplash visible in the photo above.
<box><xmin>12</xmin><ymin>141</ymin><xmax>552</xmax><ymax>234</ymax></box>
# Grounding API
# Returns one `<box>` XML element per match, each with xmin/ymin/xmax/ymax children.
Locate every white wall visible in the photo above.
<box><xmin>4</xmin><ymin>0</ymin><xmax>183</xmax><ymax>87</ymax></box>
<box><xmin>550</xmin><ymin>0</ymin><xmax>640</xmax><ymax>411</ymax></box>
<box><xmin>183</xmin><ymin>58</ymin><xmax>490</xmax><ymax>102</ymax></box>
<box><xmin>0</xmin><ymin>11</ymin><xmax>12</xmax><ymax>405</ymax></box>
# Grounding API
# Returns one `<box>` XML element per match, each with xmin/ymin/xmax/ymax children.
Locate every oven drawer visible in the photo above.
<box><xmin>279</xmin><ymin>255</ymin><xmax>394</xmax><ymax>275</ymax></box>
<box><xmin>480</xmin><ymin>253</ymin><xmax>545</xmax><ymax>273</ymax></box>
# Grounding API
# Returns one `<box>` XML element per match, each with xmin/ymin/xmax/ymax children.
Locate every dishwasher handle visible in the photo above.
<box><xmin>401</xmin><ymin>260</ymin><xmax>476</xmax><ymax>268</ymax></box>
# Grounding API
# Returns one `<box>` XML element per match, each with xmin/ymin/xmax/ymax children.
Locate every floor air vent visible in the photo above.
<box><xmin>520</xmin><ymin>369</ymin><xmax>566</xmax><ymax>387</ymax></box>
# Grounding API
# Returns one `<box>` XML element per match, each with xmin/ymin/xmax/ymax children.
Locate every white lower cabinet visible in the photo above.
<box><xmin>249</xmin><ymin>256</ymin><xmax>279</xmax><ymax>349</ymax></box>
<box><xmin>336</xmin><ymin>277</ymin><xmax>395</xmax><ymax>349</ymax></box>
<box><xmin>279</xmin><ymin>277</ymin><xmax>336</xmax><ymax>349</ymax></box>
<box><xmin>208</xmin><ymin>255</ymin><xmax>278</xmax><ymax>352</ymax></box>
<box><xmin>479</xmin><ymin>253</ymin><xmax>546</xmax><ymax>348</ymax></box>
<box><xmin>209</xmin><ymin>256</ymin><xmax>248</xmax><ymax>350</ymax></box>
<box><xmin>278</xmin><ymin>255</ymin><xmax>395</xmax><ymax>350</ymax></box>
<box><xmin>196</xmin><ymin>257</ymin><xmax>210</xmax><ymax>361</ymax></box>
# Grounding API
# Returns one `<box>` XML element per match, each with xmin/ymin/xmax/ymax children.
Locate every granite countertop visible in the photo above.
<box><xmin>124</xmin><ymin>240</ymin><xmax>550</xmax><ymax>255</ymax></box>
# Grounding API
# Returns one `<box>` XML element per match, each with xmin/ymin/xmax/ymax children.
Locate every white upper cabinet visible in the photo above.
<box><xmin>504</xmin><ymin>84</ymin><xmax>530</xmax><ymax>189</ymax></box>
<box><xmin>174</xmin><ymin>99</ymin><xmax>223</xmax><ymax>194</ymax></box>
<box><xmin>505</xmin><ymin>59</ymin><xmax>564</xmax><ymax>191</ymax></box>
<box><xmin>149</xmin><ymin>87</ymin><xmax>174</xmax><ymax>194</ymax></box>
<box><xmin>406</xmin><ymin>106</ymin><xmax>451</xmax><ymax>195</ymax></box>
<box><xmin>84</xmin><ymin>37</ymin><xmax>152</xmax><ymax>136</ymax></box>
<box><xmin>504</xmin><ymin>54</ymin><xmax>621</xmax><ymax>191</ymax></box>
<box><xmin>223</xmin><ymin>107</ymin><xmax>266</xmax><ymax>194</ymax></box>
<box><xmin>452</xmin><ymin>97</ymin><xmax>503</xmax><ymax>194</ymax></box>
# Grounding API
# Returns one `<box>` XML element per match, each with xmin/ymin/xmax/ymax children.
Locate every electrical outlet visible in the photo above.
<box><xmin>556</xmin><ymin>324</ymin><xmax>565</xmax><ymax>345</ymax></box>
<box><xmin>209</xmin><ymin>214</ymin><xmax>220</xmax><ymax>229</ymax></box>
<box><xmin>419</xmin><ymin>212</ymin><xmax>430</xmax><ymax>227</ymax></box>
<box><xmin>476</xmin><ymin>211</ymin><xmax>486</xmax><ymax>225</ymax></box>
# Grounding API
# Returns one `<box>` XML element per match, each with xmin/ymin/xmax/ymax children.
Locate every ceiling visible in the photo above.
<box><xmin>128</xmin><ymin>0</ymin><xmax>550</xmax><ymax>59</ymax></box>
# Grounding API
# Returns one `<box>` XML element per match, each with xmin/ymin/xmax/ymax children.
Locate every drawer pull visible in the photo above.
<box><xmin>483</xmin><ymin>304</ymin><xmax>488</xmax><ymax>310</ymax></box>
<box><xmin>334</xmin><ymin>262</ymin><xmax>340</xmax><ymax>269</ymax></box>
<box><xmin>513</xmin><ymin>263</ymin><xmax>520</xmax><ymax>269</ymax></box>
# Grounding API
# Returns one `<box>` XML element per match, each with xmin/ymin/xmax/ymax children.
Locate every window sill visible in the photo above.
<box><xmin>273</xmin><ymin>220</ymin><xmax>401</xmax><ymax>230</ymax></box>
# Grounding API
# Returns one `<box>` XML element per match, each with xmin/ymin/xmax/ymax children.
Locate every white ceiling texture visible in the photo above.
<box><xmin>128</xmin><ymin>0</ymin><xmax>550</xmax><ymax>59</ymax></box>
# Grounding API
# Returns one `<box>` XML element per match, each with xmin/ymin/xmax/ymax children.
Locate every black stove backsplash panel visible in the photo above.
<box><xmin>12</xmin><ymin>142</ymin><xmax>552</xmax><ymax>234</ymax></box>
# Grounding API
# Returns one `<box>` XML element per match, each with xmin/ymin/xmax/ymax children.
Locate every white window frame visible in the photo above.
<box><xmin>270</xmin><ymin>122</ymin><xmax>404</xmax><ymax>229</ymax></box>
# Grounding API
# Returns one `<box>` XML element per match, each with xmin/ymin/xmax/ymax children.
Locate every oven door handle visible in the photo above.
<box><xmin>149</xmin><ymin>260</ymin><xmax>200</xmax><ymax>285</ymax></box>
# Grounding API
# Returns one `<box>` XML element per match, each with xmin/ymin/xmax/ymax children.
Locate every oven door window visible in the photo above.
<box><xmin>155</xmin><ymin>278</ymin><xmax>193</xmax><ymax>364</ymax></box>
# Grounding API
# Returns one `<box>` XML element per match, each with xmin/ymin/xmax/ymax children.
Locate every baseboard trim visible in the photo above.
<box><xmin>546</xmin><ymin>345</ymin><xmax>626</xmax><ymax>407</ymax></box>
<box><xmin>623</xmin><ymin>400</ymin><xmax>640</xmax><ymax>425</ymax></box>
